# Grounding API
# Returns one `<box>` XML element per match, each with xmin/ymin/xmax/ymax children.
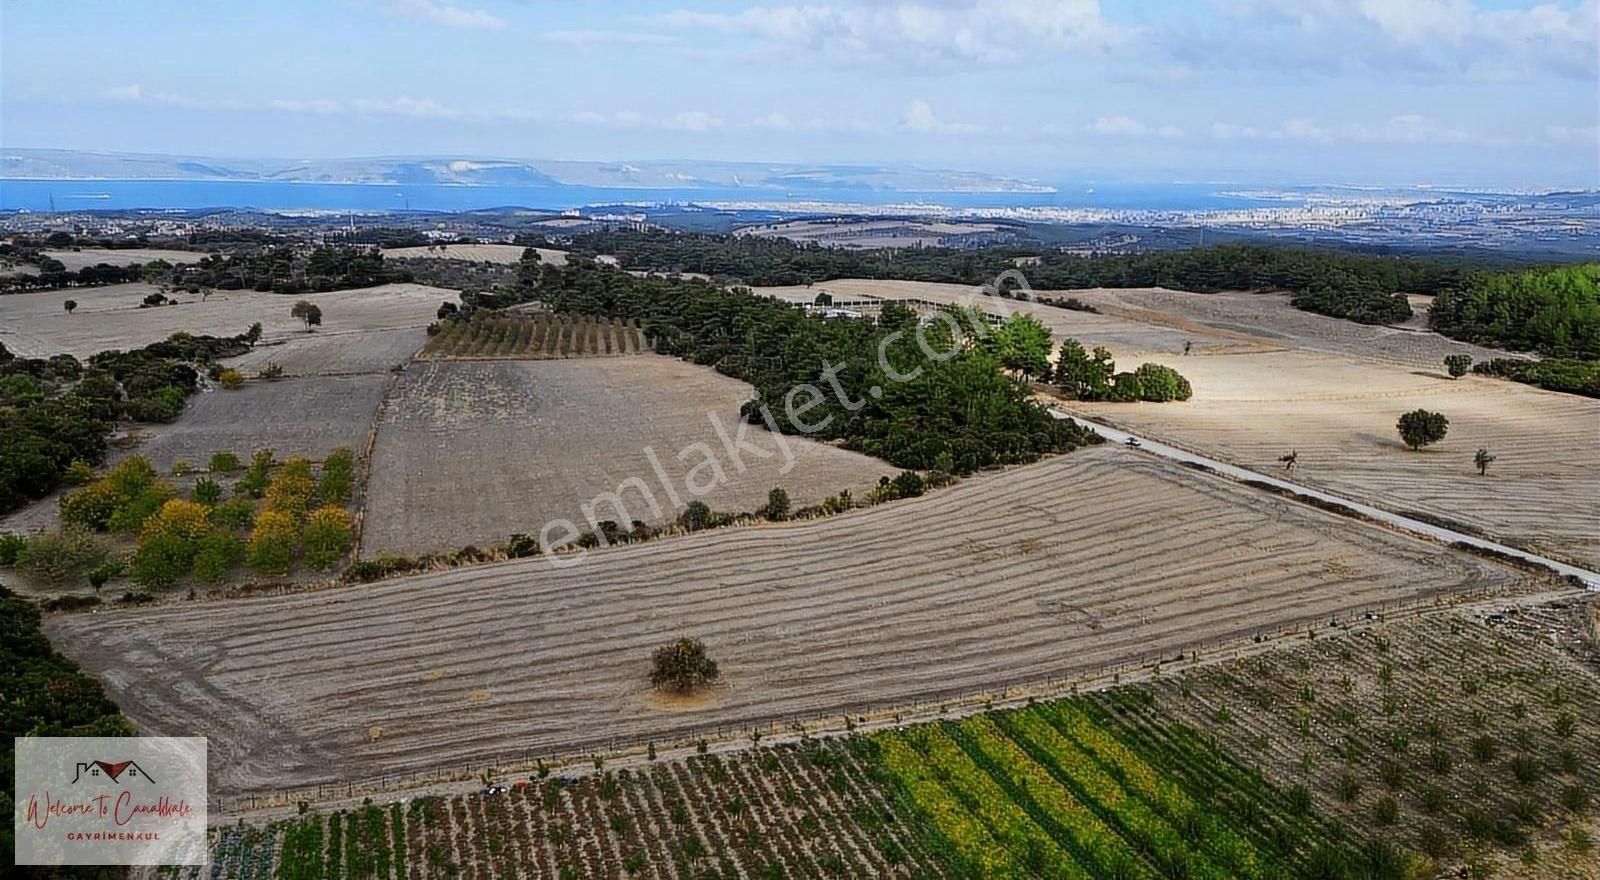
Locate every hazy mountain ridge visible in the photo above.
<box><xmin>0</xmin><ymin>149</ymin><xmax>1056</xmax><ymax>194</ymax></box>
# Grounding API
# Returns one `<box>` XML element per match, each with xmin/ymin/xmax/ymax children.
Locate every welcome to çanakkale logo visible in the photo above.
<box><xmin>14</xmin><ymin>736</ymin><xmax>208</xmax><ymax>866</ymax></box>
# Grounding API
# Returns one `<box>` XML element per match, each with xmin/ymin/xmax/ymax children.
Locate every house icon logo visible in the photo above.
<box><xmin>71</xmin><ymin>759</ymin><xmax>155</xmax><ymax>786</ymax></box>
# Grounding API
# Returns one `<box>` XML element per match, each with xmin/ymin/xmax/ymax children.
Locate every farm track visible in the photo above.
<box><xmin>48</xmin><ymin>446</ymin><xmax>1528</xmax><ymax>799</ymax></box>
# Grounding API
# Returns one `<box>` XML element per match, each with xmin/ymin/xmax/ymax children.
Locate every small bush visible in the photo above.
<box><xmin>217</xmin><ymin>369</ymin><xmax>245</xmax><ymax>390</ymax></box>
<box><xmin>191</xmin><ymin>478</ymin><xmax>223</xmax><ymax>506</ymax></box>
<box><xmin>318</xmin><ymin>448</ymin><xmax>356</xmax><ymax>504</ymax></box>
<box><xmin>302</xmin><ymin>506</ymin><xmax>353</xmax><ymax>570</ymax></box>
<box><xmin>17</xmin><ymin>529</ymin><xmax>111</xmax><ymax>583</ymax></box>
<box><xmin>208</xmin><ymin>451</ymin><xmax>242</xmax><ymax>473</ymax></box>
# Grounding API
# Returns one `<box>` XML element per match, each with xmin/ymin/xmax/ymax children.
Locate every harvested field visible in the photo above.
<box><xmin>41</xmin><ymin>247</ymin><xmax>206</xmax><ymax>271</ymax></box>
<box><xmin>48</xmin><ymin>447</ymin><xmax>1525</xmax><ymax>797</ymax></box>
<box><xmin>222</xmin><ymin>328</ymin><xmax>425</xmax><ymax>376</ymax></box>
<box><xmin>421</xmin><ymin>312</ymin><xmax>647</xmax><ymax>359</ymax></box>
<box><xmin>192</xmin><ymin>598</ymin><xmax>1600</xmax><ymax>879</ymax></box>
<box><xmin>359</xmin><ymin>357</ymin><xmax>889</xmax><ymax>556</ymax></box>
<box><xmin>1064</xmin><ymin>349</ymin><xmax>1600</xmax><ymax>569</ymax></box>
<box><xmin>115</xmin><ymin>375</ymin><xmax>390</xmax><ymax>472</ymax></box>
<box><xmin>0</xmin><ymin>281</ymin><xmax>450</xmax><ymax>359</ymax></box>
<box><xmin>752</xmin><ymin>279</ymin><xmax>1261</xmax><ymax>355</ymax></box>
<box><xmin>1067</xmin><ymin>287</ymin><xmax>1523</xmax><ymax>366</ymax></box>
<box><xmin>381</xmin><ymin>243</ymin><xmax>567</xmax><ymax>266</ymax></box>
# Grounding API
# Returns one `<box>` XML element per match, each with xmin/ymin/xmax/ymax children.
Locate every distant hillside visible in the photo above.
<box><xmin>0</xmin><ymin>149</ymin><xmax>1055</xmax><ymax>194</ymax></box>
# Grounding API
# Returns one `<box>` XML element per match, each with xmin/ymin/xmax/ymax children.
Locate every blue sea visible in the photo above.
<box><xmin>0</xmin><ymin>178</ymin><xmax>1284</xmax><ymax>213</ymax></box>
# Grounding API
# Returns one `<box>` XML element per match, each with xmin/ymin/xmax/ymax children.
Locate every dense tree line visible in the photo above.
<box><xmin>184</xmin><ymin>245</ymin><xmax>411</xmax><ymax>293</ymax></box>
<box><xmin>566</xmin><ymin>231</ymin><xmax>1482</xmax><ymax>324</ymax></box>
<box><xmin>1428</xmin><ymin>264</ymin><xmax>1600</xmax><ymax>359</ymax></box>
<box><xmin>0</xmin><ymin>332</ymin><xmax>254</xmax><ymax>514</ymax></box>
<box><xmin>540</xmin><ymin>264</ymin><xmax>1098</xmax><ymax>473</ymax></box>
<box><xmin>1472</xmin><ymin>357</ymin><xmax>1600</xmax><ymax>397</ymax></box>
<box><xmin>1</xmin><ymin>585</ymin><xmax>133</xmax><ymax>878</ymax></box>
<box><xmin>0</xmin><ymin>258</ymin><xmax>146</xmax><ymax>293</ymax></box>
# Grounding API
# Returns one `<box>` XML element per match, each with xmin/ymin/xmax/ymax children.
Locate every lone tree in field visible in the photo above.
<box><xmin>290</xmin><ymin>300</ymin><xmax>323</xmax><ymax>331</ymax></box>
<box><xmin>1475</xmin><ymin>448</ymin><xmax>1497</xmax><ymax>476</ymax></box>
<box><xmin>63</xmin><ymin>299</ymin><xmax>77</xmax><ymax>315</ymax></box>
<box><xmin>650</xmin><ymin>638</ymin><xmax>720</xmax><ymax>694</ymax></box>
<box><xmin>1397</xmin><ymin>409</ymin><xmax>1449</xmax><ymax>450</ymax></box>
<box><xmin>1444</xmin><ymin>354</ymin><xmax>1473</xmax><ymax>379</ymax></box>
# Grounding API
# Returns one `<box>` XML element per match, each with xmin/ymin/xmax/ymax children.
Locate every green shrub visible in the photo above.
<box><xmin>63</xmin><ymin>460</ymin><xmax>96</xmax><ymax>486</ymax></box>
<box><xmin>302</xmin><ymin>506</ymin><xmax>353</xmax><ymax>570</ymax></box>
<box><xmin>208</xmin><ymin>451</ymin><xmax>242</xmax><ymax>473</ymax></box>
<box><xmin>191</xmin><ymin>478</ymin><xmax>223</xmax><ymax>506</ymax></box>
<box><xmin>191</xmin><ymin>532</ymin><xmax>244</xmax><ymax>583</ymax></box>
<box><xmin>1131</xmin><ymin>363</ymin><xmax>1194</xmax><ymax>401</ymax></box>
<box><xmin>210</xmin><ymin>497</ymin><xmax>256</xmax><ymax>530</ymax></box>
<box><xmin>235</xmin><ymin>449</ymin><xmax>274</xmax><ymax>498</ymax></box>
<box><xmin>16</xmin><ymin>529</ymin><xmax>110</xmax><ymax>583</ymax></box>
<box><xmin>0</xmin><ymin>532</ymin><xmax>27</xmax><ymax>566</ymax></box>
<box><xmin>318</xmin><ymin>448</ymin><xmax>356</xmax><ymax>504</ymax></box>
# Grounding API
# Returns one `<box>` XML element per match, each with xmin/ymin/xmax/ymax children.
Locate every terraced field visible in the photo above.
<box><xmin>175</xmin><ymin>598</ymin><xmax>1600</xmax><ymax>879</ymax></box>
<box><xmin>48</xmin><ymin>446</ymin><xmax>1525</xmax><ymax>798</ymax></box>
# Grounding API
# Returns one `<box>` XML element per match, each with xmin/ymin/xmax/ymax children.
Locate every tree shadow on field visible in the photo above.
<box><xmin>1409</xmin><ymin>370</ymin><xmax>1453</xmax><ymax>381</ymax></box>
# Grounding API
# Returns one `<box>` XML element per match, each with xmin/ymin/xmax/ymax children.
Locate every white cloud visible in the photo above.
<box><xmin>270</xmin><ymin>98</ymin><xmax>342</xmax><ymax>115</ymax></box>
<box><xmin>1210</xmin><ymin>121</ymin><xmax>1262</xmax><ymax>140</ymax></box>
<box><xmin>352</xmin><ymin>96</ymin><xmax>462</xmax><ymax>119</ymax></box>
<box><xmin>1544</xmin><ymin>124</ymin><xmax>1600</xmax><ymax>146</ymax></box>
<box><xmin>561</xmin><ymin>110</ymin><xmax>729</xmax><ymax>132</ymax></box>
<box><xmin>1212</xmin><ymin>114</ymin><xmax>1473</xmax><ymax>145</ymax></box>
<box><xmin>666</xmin><ymin>111</ymin><xmax>725</xmax><ymax>132</ymax></box>
<box><xmin>753</xmin><ymin>112</ymin><xmax>794</xmax><ymax>131</ymax></box>
<box><xmin>101</xmin><ymin>84</ymin><xmax>240</xmax><ymax>110</ymax></box>
<box><xmin>540</xmin><ymin>30</ymin><xmax>675</xmax><ymax>48</ymax></box>
<box><xmin>661</xmin><ymin>0</ymin><xmax>1120</xmax><ymax>69</ymax></box>
<box><xmin>900</xmin><ymin>99</ymin><xmax>979</xmax><ymax>135</ymax></box>
<box><xmin>1169</xmin><ymin>0</ymin><xmax>1599</xmax><ymax>80</ymax></box>
<box><xmin>1084</xmin><ymin>115</ymin><xmax>1183</xmax><ymax>139</ymax></box>
<box><xmin>104</xmin><ymin>83</ymin><xmax>143</xmax><ymax>101</ymax></box>
<box><xmin>376</xmin><ymin>0</ymin><xmax>504</xmax><ymax>30</ymax></box>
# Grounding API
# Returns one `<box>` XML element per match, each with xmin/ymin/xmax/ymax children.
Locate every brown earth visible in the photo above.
<box><xmin>46</xmin><ymin>446</ymin><xmax>1525</xmax><ymax>797</ymax></box>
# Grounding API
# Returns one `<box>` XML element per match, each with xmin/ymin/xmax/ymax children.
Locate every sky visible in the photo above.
<box><xmin>2</xmin><ymin>0</ymin><xmax>1597</xmax><ymax>188</ymax></box>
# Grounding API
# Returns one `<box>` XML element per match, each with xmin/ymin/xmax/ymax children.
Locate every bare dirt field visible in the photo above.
<box><xmin>382</xmin><ymin>243</ymin><xmax>567</xmax><ymax>266</ymax></box>
<box><xmin>359</xmin><ymin>356</ymin><xmax>892</xmax><ymax>557</ymax></box>
<box><xmin>1068</xmin><ymin>287</ymin><xmax>1522</xmax><ymax>366</ymax></box>
<box><xmin>222</xmin><ymin>328</ymin><xmax>426</xmax><ymax>376</ymax></box>
<box><xmin>114</xmin><ymin>375</ymin><xmax>390</xmax><ymax>472</ymax></box>
<box><xmin>41</xmin><ymin>247</ymin><xmax>207</xmax><ymax>271</ymax></box>
<box><xmin>46</xmin><ymin>446</ymin><xmax>1526</xmax><ymax>797</ymax></box>
<box><xmin>753</xmin><ymin>279</ymin><xmax>1264</xmax><ymax>355</ymax></box>
<box><xmin>1065</xmin><ymin>350</ymin><xmax>1600</xmax><ymax>569</ymax></box>
<box><xmin>0</xmin><ymin>281</ymin><xmax>451</xmax><ymax>359</ymax></box>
